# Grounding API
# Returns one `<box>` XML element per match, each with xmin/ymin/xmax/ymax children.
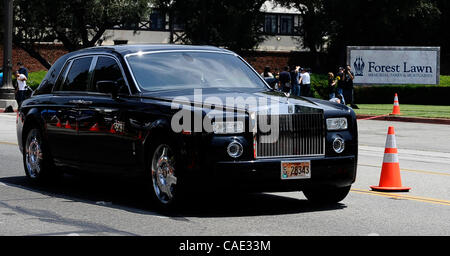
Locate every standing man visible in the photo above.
<box><xmin>14</xmin><ymin>70</ymin><xmax>28</xmax><ymax>107</ymax></box>
<box><xmin>342</xmin><ymin>65</ymin><xmax>358</xmax><ymax>109</ymax></box>
<box><xmin>278</xmin><ymin>66</ymin><xmax>291</xmax><ymax>94</ymax></box>
<box><xmin>299</xmin><ymin>68</ymin><xmax>311</xmax><ymax>97</ymax></box>
<box><xmin>17</xmin><ymin>62</ymin><xmax>29</xmax><ymax>78</ymax></box>
<box><xmin>289</xmin><ymin>66</ymin><xmax>301</xmax><ymax>97</ymax></box>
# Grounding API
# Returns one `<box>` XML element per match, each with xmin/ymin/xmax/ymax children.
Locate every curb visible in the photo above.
<box><xmin>357</xmin><ymin>114</ymin><xmax>450</xmax><ymax>125</ymax></box>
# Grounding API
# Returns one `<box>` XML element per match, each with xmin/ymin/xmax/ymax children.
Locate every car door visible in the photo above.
<box><xmin>44</xmin><ymin>56</ymin><xmax>94</xmax><ymax>166</ymax></box>
<box><xmin>76</xmin><ymin>55</ymin><xmax>139</xmax><ymax>173</ymax></box>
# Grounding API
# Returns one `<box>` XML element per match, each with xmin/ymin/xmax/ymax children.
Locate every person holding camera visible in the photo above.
<box><xmin>14</xmin><ymin>70</ymin><xmax>29</xmax><ymax>107</ymax></box>
<box><xmin>342</xmin><ymin>65</ymin><xmax>358</xmax><ymax>109</ymax></box>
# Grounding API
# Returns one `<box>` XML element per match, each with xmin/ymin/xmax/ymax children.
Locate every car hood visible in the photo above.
<box><xmin>139</xmin><ymin>87</ymin><xmax>350</xmax><ymax>114</ymax></box>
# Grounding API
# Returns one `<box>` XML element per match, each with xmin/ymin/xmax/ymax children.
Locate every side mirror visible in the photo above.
<box><xmin>96</xmin><ymin>80</ymin><xmax>118</xmax><ymax>98</ymax></box>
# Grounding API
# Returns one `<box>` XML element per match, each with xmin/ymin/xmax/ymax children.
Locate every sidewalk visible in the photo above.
<box><xmin>357</xmin><ymin>114</ymin><xmax>450</xmax><ymax>125</ymax></box>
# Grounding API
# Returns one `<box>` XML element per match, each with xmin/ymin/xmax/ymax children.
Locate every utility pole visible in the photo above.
<box><xmin>0</xmin><ymin>0</ymin><xmax>16</xmax><ymax>110</ymax></box>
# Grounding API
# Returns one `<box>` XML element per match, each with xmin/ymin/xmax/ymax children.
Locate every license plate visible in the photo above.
<box><xmin>281</xmin><ymin>161</ymin><xmax>311</xmax><ymax>180</ymax></box>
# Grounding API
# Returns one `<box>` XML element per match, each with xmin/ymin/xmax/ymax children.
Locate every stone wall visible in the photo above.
<box><xmin>242</xmin><ymin>51</ymin><xmax>330</xmax><ymax>74</ymax></box>
<box><xmin>1</xmin><ymin>44</ymin><xmax>329</xmax><ymax>76</ymax></box>
<box><xmin>0</xmin><ymin>44</ymin><xmax>68</xmax><ymax>72</ymax></box>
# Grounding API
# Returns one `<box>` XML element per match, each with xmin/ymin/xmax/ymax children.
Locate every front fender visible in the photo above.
<box><xmin>18</xmin><ymin>107</ymin><xmax>45</xmax><ymax>153</ymax></box>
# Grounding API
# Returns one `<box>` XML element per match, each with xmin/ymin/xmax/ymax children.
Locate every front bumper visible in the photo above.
<box><xmin>211</xmin><ymin>155</ymin><xmax>357</xmax><ymax>192</ymax></box>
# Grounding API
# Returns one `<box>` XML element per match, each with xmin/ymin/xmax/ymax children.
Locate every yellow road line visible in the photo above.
<box><xmin>359</xmin><ymin>163</ymin><xmax>450</xmax><ymax>177</ymax></box>
<box><xmin>0</xmin><ymin>141</ymin><xmax>18</xmax><ymax>146</ymax></box>
<box><xmin>351</xmin><ymin>188</ymin><xmax>450</xmax><ymax>206</ymax></box>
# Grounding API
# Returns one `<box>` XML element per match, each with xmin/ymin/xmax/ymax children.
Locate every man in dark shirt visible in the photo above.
<box><xmin>278</xmin><ymin>66</ymin><xmax>291</xmax><ymax>93</ymax></box>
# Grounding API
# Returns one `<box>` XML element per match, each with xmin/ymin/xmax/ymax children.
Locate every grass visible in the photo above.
<box><xmin>354</xmin><ymin>104</ymin><xmax>450</xmax><ymax>119</ymax></box>
<box><xmin>27</xmin><ymin>70</ymin><xmax>47</xmax><ymax>89</ymax></box>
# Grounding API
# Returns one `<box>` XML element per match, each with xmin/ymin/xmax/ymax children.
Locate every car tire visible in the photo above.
<box><xmin>148</xmin><ymin>140</ymin><xmax>184</xmax><ymax>211</ymax></box>
<box><xmin>303</xmin><ymin>185</ymin><xmax>351</xmax><ymax>204</ymax></box>
<box><xmin>23</xmin><ymin>128</ymin><xmax>59</xmax><ymax>183</ymax></box>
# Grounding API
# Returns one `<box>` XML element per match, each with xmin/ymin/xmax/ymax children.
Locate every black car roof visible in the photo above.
<box><xmin>68</xmin><ymin>44</ymin><xmax>234</xmax><ymax>57</ymax></box>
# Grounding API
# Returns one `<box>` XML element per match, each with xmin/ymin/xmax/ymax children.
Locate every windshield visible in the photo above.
<box><xmin>126</xmin><ymin>51</ymin><xmax>267</xmax><ymax>91</ymax></box>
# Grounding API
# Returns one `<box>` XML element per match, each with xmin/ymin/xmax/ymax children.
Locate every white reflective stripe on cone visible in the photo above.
<box><xmin>383</xmin><ymin>153</ymin><xmax>399</xmax><ymax>163</ymax></box>
<box><xmin>385</xmin><ymin>135</ymin><xmax>397</xmax><ymax>149</ymax></box>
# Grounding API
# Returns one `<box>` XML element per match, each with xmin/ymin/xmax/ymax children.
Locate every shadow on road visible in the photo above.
<box><xmin>0</xmin><ymin>174</ymin><xmax>346</xmax><ymax>218</ymax></box>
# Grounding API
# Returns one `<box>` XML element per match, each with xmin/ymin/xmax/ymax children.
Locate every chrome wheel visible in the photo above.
<box><xmin>25</xmin><ymin>132</ymin><xmax>43</xmax><ymax>179</ymax></box>
<box><xmin>151</xmin><ymin>144</ymin><xmax>177</xmax><ymax>205</ymax></box>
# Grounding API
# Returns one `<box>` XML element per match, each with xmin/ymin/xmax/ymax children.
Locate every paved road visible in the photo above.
<box><xmin>0</xmin><ymin>113</ymin><xmax>449</xmax><ymax>236</ymax></box>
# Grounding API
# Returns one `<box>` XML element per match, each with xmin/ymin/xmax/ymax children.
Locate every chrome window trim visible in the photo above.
<box><xmin>236</xmin><ymin>55</ymin><xmax>273</xmax><ymax>91</ymax></box>
<box><xmin>52</xmin><ymin>52</ymin><xmax>133</xmax><ymax>96</ymax></box>
<box><xmin>90</xmin><ymin>54</ymin><xmax>132</xmax><ymax>95</ymax></box>
<box><xmin>52</xmin><ymin>59</ymin><xmax>74</xmax><ymax>93</ymax></box>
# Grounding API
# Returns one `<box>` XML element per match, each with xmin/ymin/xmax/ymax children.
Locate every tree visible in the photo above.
<box><xmin>13</xmin><ymin>0</ymin><xmax>151</xmax><ymax>69</ymax></box>
<box><xmin>276</xmin><ymin>0</ymin><xmax>330</xmax><ymax>53</ymax></box>
<box><xmin>155</xmin><ymin>0</ymin><xmax>268</xmax><ymax>53</ymax></box>
<box><xmin>324</xmin><ymin>0</ymin><xmax>441</xmax><ymax>66</ymax></box>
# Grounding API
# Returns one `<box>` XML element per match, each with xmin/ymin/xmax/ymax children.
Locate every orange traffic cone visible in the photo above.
<box><xmin>370</xmin><ymin>126</ymin><xmax>411</xmax><ymax>192</ymax></box>
<box><xmin>390</xmin><ymin>93</ymin><xmax>401</xmax><ymax>115</ymax></box>
<box><xmin>110</xmin><ymin>124</ymin><xmax>116</xmax><ymax>134</ymax></box>
<box><xmin>64</xmin><ymin>120</ymin><xmax>72</xmax><ymax>129</ymax></box>
<box><xmin>89</xmin><ymin>123</ymin><xmax>100</xmax><ymax>132</ymax></box>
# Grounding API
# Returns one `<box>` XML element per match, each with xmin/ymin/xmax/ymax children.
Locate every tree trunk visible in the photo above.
<box><xmin>13</xmin><ymin>40</ymin><xmax>52</xmax><ymax>70</ymax></box>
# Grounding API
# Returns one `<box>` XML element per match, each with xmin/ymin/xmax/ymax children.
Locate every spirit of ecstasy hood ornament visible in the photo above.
<box><xmin>284</xmin><ymin>92</ymin><xmax>290</xmax><ymax>104</ymax></box>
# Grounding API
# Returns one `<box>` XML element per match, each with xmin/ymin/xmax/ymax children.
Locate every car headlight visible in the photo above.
<box><xmin>212</xmin><ymin>121</ymin><xmax>244</xmax><ymax>134</ymax></box>
<box><xmin>326</xmin><ymin>117</ymin><xmax>348</xmax><ymax>131</ymax></box>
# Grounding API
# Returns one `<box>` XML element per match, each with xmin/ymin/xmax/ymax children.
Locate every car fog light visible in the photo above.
<box><xmin>227</xmin><ymin>141</ymin><xmax>243</xmax><ymax>158</ymax></box>
<box><xmin>333</xmin><ymin>137</ymin><xmax>345</xmax><ymax>154</ymax></box>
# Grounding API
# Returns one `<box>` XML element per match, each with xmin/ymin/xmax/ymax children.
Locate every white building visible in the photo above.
<box><xmin>101</xmin><ymin>1</ymin><xmax>306</xmax><ymax>52</ymax></box>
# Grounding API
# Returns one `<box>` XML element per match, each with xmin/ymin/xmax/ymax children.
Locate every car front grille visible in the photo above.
<box><xmin>255</xmin><ymin>112</ymin><xmax>325</xmax><ymax>158</ymax></box>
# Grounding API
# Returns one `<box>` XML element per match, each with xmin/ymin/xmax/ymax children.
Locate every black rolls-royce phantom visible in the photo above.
<box><xmin>17</xmin><ymin>44</ymin><xmax>357</xmax><ymax>208</ymax></box>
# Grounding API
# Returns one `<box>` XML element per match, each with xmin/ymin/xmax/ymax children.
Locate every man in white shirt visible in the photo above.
<box><xmin>298</xmin><ymin>68</ymin><xmax>311</xmax><ymax>97</ymax></box>
<box><xmin>15</xmin><ymin>71</ymin><xmax>28</xmax><ymax>107</ymax></box>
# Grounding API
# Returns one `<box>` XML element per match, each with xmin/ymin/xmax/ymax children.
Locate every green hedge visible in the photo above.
<box><xmin>11</xmin><ymin>70</ymin><xmax>47</xmax><ymax>91</ymax></box>
<box><xmin>27</xmin><ymin>71</ymin><xmax>47</xmax><ymax>90</ymax></box>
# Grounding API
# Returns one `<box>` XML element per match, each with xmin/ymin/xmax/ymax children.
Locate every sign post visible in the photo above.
<box><xmin>347</xmin><ymin>46</ymin><xmax>440</xmax><ymax>85</ymax></box>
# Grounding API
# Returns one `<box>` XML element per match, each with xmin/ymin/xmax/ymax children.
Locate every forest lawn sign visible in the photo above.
<box><xmin>347</xmin><ymin>46</ymin><xmax>440</xmax><ymax>85</ymax></box>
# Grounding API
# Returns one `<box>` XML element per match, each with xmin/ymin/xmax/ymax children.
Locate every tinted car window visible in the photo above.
<box><xmin>126</xmin><ymin>52</ymin><xmax>266</xmax><ymax>91</ymax></box>
<box><xmin>35</xmin><ymin>56</ymin><xmax>68</xmax><ymax>95</ymax></box>
<box><xmin>59</xmin><ymin>57</ymin><xmax>93</xmax><ymax>92</ymax></box>
<box><xmin>91</xmin><ymin>56</ymin><xmax>127</xmax><ymax>93</ymax></box>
